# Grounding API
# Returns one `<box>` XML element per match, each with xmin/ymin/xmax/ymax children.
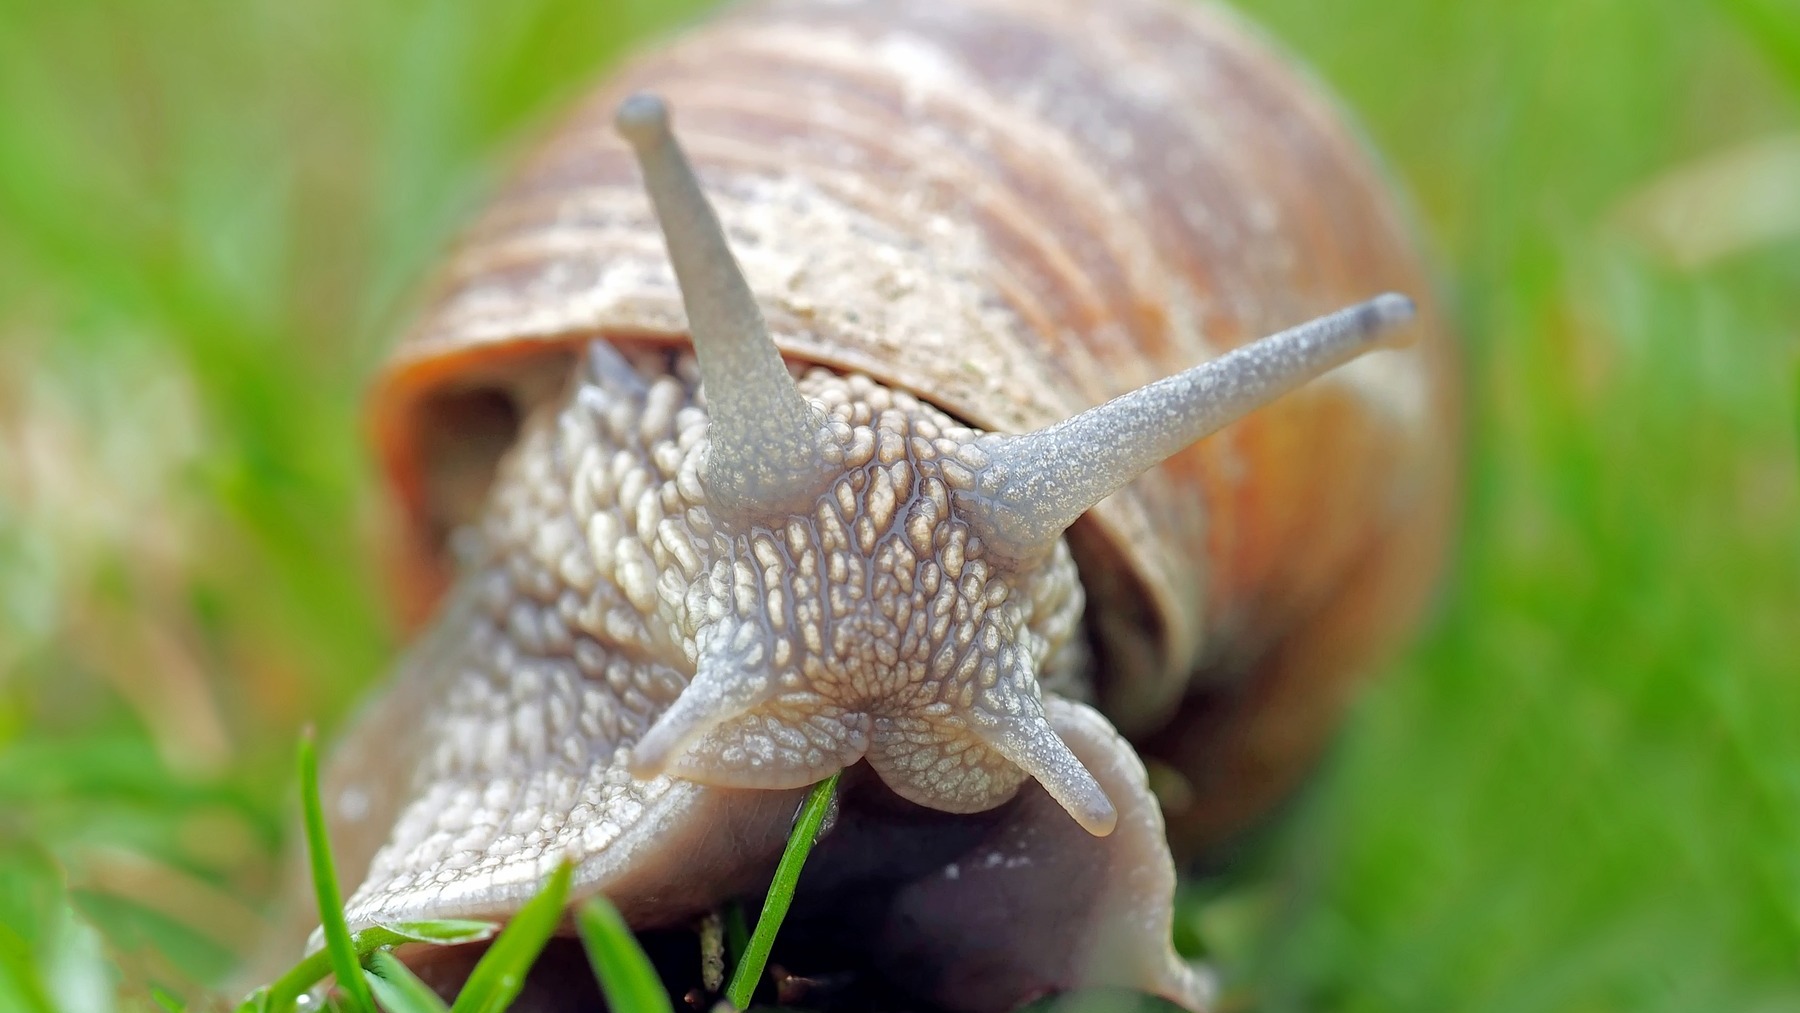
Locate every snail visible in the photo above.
<box><xmin>281</xmin><ymin>0</ymin><xmax>1459</xmax><ymax>1009</ymax></box>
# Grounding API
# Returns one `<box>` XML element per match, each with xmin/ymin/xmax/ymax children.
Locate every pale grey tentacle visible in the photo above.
<box><xmin>971</xmin><ymin>699</ymin><xmax>1117</xmax><ymax>837</ymax></box>
<box><xmin>615</xmin><ymin>93</ymin><xmax>833</xmax><ymax>517</ymax></box>
<box><xmin>628</xmin><ymin>620</ymin><xmax>782</xmax><ymax>777</ymax></box>
<box><xmin>959</xmin><ymin>293</ymin><xmax>1418</xmax><ymax>561</ymax></box>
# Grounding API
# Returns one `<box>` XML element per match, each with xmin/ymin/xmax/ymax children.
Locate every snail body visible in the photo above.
<box><xmin>303</xmin><ymin>0</ymin><xmax>1458</xmax><ymax>1008</ymax></box>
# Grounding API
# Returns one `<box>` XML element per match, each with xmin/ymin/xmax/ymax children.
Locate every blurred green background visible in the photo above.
<box><xmin>0</xmin><ymin>0</ymin><xmax>1796</xmax><ymax>1009</ymax></box>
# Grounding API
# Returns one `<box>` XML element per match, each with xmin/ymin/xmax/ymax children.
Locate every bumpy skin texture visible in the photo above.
<box><xmin>344</xmin><ymin>343</ymin><xmax>1093</xmax><ymax>908</ymax></box>
<box><xmin>494</xmin><ymin>344</ymin><xmax>1092</xmax><ymax>818</ymax></box>
<box><xmin>318</xmin><ymin>345</ymin><xmax>1206</xmax><ymax>1009</ymax></box>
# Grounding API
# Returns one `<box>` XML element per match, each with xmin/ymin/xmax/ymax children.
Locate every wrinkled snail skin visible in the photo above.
<box><xmin>283</xmin><ymin>0</ymin><xmax>1458</xmax><ymax>1008</ymax></box>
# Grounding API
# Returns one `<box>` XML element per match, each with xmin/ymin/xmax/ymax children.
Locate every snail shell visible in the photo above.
<box><xmin>297</xmin><ymin>0</ymin><xmax>1458</xmax><ymax>1008</ymax></box>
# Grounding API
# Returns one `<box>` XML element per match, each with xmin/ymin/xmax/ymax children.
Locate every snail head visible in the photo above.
<box><xmin>613</xmin><ymin>92</ymin><xmax>1416</xmax><ymax>838</ymax></box>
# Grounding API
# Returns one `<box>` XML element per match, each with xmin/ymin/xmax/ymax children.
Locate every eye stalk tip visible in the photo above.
<box><xmin>1370</xmin><ymin>290</ymin><xmax>1415</xmax><ymax>321</ymax></box>
<box><xmin>615</xmin><ymin>92</ymin><xmax>672</xmax><ymax>150</ymax></box>
<box><xmin>1073</xmin><ymin>795</ymin><xmax>1119</xmax><ymax>837</ymax></box>
<box><xmin>1366</xmin><ymin>291</ymin><xmax>1418</xmax><ymax>346</ymax></box>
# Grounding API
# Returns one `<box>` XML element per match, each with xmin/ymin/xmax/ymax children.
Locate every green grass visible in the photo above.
<box><xmin>299</xmin><ymin>731</ymin><xmax>376</xmax><ymax>1013</ymax></box>
<box><xmin>574</xmin><ymin>892</ymin><xmax>674</xmax><ymax>1013</ymax></box>
<box><xmin>214</xmin><ymin>729</ymin><xmax>817</xmax><ymax>1011</ymax></box>
<box><xmin>365</xmin><ymin>951</ymin><xmax>452</xmax><ymax>1013</ymax></box>
<box><xmin>0</xmin><ymin>0</ymin><xmax>1796</xmax><ymax>1010</ymax></box>
<box><xmin>727</xmin><ymin>773</ymin><xmax>841</xmax><ymax>1011</ymax></box>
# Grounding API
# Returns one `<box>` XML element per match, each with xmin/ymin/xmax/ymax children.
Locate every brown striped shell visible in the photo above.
<box><xmin>315</xmin><ymin>0</ymin><xmax>1458</xmax><ymax>1006</ymax></box>
<box><xmin>372</xmin><ymin>0</ymin><xmax>1455</xmax><ymax>859</ymax></box>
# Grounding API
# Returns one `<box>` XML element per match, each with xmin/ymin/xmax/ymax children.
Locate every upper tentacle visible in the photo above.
<box><xmin>615</xmin><ymin>93</ymin><xmax>836</xmax><ymax>519</ymax></box>
<box><xmin>954</xmin><ymin>294</ymin><xmax>1419</xmax><ymax>562</ymax></box>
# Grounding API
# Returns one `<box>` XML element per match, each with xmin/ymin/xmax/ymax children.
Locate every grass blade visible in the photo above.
<box><xmin>298</xmin><ymin>729</ymin><xmax>376</xmax><ymax>1013</ymax></box>
<box><xmin>0</xmin><ymin>925</ymin><xmax>57</xmax><ymax>1013</ymax></box>
<box><xmin>724</xmin><ymin>902</ymin><xmax>749</xmax><ymax>968</ymax></box>
<box><xmin>364</xmin><ymin>922</ymin><xmax>501</xmax><ymax>947</ymax></box>
<box><xmin>575</xmin><ymin>894</ymin><xmax>672</xmax><ymax>1013</ymax></box>
<box><xmin>446</xmin><ymin>860</ymin><xmax>573</xmax><ymax>1013</ymax></box>
<box><xmin>257</xmin><ymin>922</ymin><xmax>497</xmax><ymax>1011</ymax></box>
<box><xmin>365</xmin><ymin>950</ymin><xmax>451</xmax><ymax>1013</ymax></box>
<box><xmin>726</xmin><ymin>773</ymin><xmax>840</xmax><ymax>1010</ymax></box>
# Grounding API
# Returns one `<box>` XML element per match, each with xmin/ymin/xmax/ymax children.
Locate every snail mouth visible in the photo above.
<box><xmin>380</xmin><ymin>786</ymin><xmax>1046</xmax><ymax>1013</ymax></box>
<box><xmin>389</xmin><ymin>922</ymin><xmax>954</xmax><ymax>1012</ymax></box>
<box><xmin>368</xmin><ymin>701</ymin><xmax>1207</xmax><ymax>1012</ymax></box>
<box><xmin>395</xmin><ymin>928</ymin><xmax>998</xmax><ymax>1013</ymax></box>
<box><xmin>377</xmin><ymin>773</ymin><xmax>1026</xmax><ymax>1012</ymax></box>
<box><xmin>342</xmin><ymin>701</ymin><xmax>1202</xmax><ymax>1007</ymax></box>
